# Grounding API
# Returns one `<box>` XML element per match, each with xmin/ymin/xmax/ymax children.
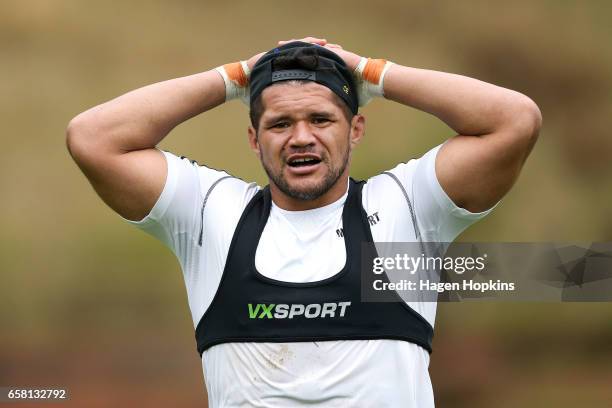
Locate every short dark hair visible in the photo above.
<box><xmin>249</xmin><ymin>47</ymin><xmax>355</xmax><ymax>131</ymax></box>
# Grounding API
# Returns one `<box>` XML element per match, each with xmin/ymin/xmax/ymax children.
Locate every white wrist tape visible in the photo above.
<box><xmin>353</xmin><ymin>57</ymin><xmax>394</xmax><ymax>106</ymax></box>
<box><xmin>215</xmin><ymin>60</ymin><xmax>251</xmax><ymax>104</ymax></box>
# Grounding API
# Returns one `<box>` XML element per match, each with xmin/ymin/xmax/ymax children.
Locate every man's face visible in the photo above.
<box><xmin>248</xmin><ymin>82</ymin><xmax>364</xmax><ymax>204</ymax></box>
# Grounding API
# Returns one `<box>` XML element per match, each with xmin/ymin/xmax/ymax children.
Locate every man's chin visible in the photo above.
<box><xmin>280</xmin><ymin>178</ymin><xmax>327</xmax><ymax>201</ymax></box>
<box><xmin>263</xmin><ymin>161</ymin><xmax>345</xmax><ymax>202</ymax></box>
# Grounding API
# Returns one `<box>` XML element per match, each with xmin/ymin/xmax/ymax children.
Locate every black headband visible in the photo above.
<box><xmin>249</xmin><ymin>41</ymin><xmax>358</xmax><ymax>114</ymax></box>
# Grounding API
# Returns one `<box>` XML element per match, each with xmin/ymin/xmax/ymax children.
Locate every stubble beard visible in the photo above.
<box><xmin>260</xmin><ymin>136</ymin><xmax>351</xmax><ymax>202</ymax></box>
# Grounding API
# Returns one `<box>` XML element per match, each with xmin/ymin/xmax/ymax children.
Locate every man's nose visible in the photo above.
<box><xmin>289</xmin><ymin>121</ymin><xmax>316</xmax><ymax>147</ymax></box>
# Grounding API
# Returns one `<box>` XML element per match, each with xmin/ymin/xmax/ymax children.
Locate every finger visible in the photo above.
<box><xmin>323</xmin><ymin>45</ymin><xmax>343</xmax><ymax>54</ymax></box>
<box><xmin>278</xmin><ymin>37</ymin><xmax>327</xmax><ymax>45</ymax></box>
<box><xmin>303</xmin><ymin>36</ymin><xmax>327</xmax><ymax>44</ymax></box>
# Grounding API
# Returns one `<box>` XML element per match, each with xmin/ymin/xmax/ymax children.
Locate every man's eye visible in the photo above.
<box><xmin>312</xmin><ymin>117</ymin><xmax>330</xmax><ymax>124</ymax></box>
<box><xmin>272</xmin><ymin>122</ymin><xmax>290</xmax><ymax>129</ymax></box>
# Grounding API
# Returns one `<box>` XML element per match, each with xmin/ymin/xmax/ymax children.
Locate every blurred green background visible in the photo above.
<box><xmin>1</xmin><ymin>0</ymin><xmax>611</xmax><ymax>407</ymax></box>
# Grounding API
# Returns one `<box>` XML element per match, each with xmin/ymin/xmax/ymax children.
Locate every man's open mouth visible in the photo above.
<box><xmin>287</xmin><ymin>157</ymin><xmax>322</xmax><ymax>168</ymax></box>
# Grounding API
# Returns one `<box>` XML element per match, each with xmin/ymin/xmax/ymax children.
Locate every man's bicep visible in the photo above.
<box><xmin>436</xmin><ymin>130</ymin><xmax>536</xmax><ymax>213</ymax></box>
<box><xmin>403</xmin><ymin>144</ymin><xmax>497</xmax><ymax>242</ymax></box>
<box><xmin>73</xmin><ymin>147</ymin><xmax>168</xmax><ymax>222</ymax></box>
<box><xmin>124</xmin><ymin>152</ymin><xmax>215</xmax><ymax>245</ymax></box>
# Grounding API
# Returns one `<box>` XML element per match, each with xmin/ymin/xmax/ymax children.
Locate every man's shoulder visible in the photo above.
<box><xmin>358</xmin><ymin>160</ymin><xmax>422</xmax><ymax>235</ymax></box>
<box><xmin>184</xmin><ymin>161</ymin><xmax>260</xmax><ymax>248</ymax></box>
<box><xmin>192</xmin><ymin>164</ymin><xmax>260</xmax><ymax>217</ymax></box>
<box><xmin>164</xmin><ymin>149</ymin><xmax>261</xmax><ymax>229</ymax></box>
<box><xmin>361</xmin><ymin>158</ymin><xmax>420</xmax><ymax>197</ymax></box>
<box><xmin>164</xmin><ymin>150</ymin><xmax>259</xmax><ymax>197</ymax></box>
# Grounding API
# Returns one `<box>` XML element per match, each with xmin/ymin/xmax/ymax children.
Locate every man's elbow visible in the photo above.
<box><xmin>494</xmin><ymin>93</ymin><xmax>542</xmax><ymax>162</ymax></box>
<box><xmin>66</xmin><ymin>115</ymin><xmax>86</xmax><ymax>159</ymax></box>
<box><xmin>509</xmin><ymin>94</ymin><xmax>542</xmax><ymax>143</ymax></box>
<box><xmin>66</xmin><ymin>112</ymin><xmax>102</xmax><ymax>164</ymax></box>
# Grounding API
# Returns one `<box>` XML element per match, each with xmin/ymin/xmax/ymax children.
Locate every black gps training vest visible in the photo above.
<box><xmin>195</xmin><ymin>179</ymin><xmax>434</xmax><ymax>355</ymax></box>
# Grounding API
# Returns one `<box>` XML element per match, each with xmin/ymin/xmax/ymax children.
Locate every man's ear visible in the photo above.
<box><xmin>247</xmin><ymin>126</ymin><xmax>260</xmax><ymax>156</ymax></box>
<box><xmin>349</xmin><ymin>114</ymin><xmax>365</xmax><ymax>148</ymax></box>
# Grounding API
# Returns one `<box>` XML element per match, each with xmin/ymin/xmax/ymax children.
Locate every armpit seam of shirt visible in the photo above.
<box><xmin>198</xmin><ymin>175</ymin><xmax>235</xmax><ymax>247</ymax></box>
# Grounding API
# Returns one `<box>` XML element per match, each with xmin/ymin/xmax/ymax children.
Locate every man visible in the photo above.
<box><xmin>66</xmin><ymin>37</ymin><xmax>541</xmax><ymax>407</ymax></box>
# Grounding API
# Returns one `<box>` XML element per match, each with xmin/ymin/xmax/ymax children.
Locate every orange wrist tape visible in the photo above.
<box><xmin>223</xmin><ymin>62</ymin><xmax>249</xmax><ymax>87</ymax></box>
<box><xmin>362</xmin><ymin>58</ymin><xmax>387</xmax><ymax>85</ymax></box>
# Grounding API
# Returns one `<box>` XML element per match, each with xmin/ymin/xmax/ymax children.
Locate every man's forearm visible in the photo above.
<box><xmin>68</xmin><ymin>69</ymin><xmax>225</xmax><ymax>153</ymax></box>
<box><xmin>383</xmin><ymin>64</ymin><xmax>537</xmax><ymax>136</ymax></box>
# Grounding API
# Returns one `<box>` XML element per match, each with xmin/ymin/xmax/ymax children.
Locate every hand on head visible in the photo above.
<box><xmin>220</xmin><ymin>37</ymin><xmax>388</xmax><ymax>108</ymax></box>
<box><xmin>278</xmin><ymin>36</ymin><xmax>327</xmax><ymax>46</ymax></box>
<box><xmin>274</xmin><ymin>37</ymin><xmax>389</xmax><ymax>106</ymax></box>
<box><xmin>277</xmin><ymin>37</ymin><xmax>361</xmax><ymax>71</ymax></box>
